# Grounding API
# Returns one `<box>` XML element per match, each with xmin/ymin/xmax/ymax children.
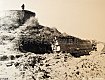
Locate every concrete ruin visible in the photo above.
<box><xmin>52</xmin><ymin>36</ymin><xmax>94</xmax><ymax>57</ymax></box>
<box><xmin>0</xmin><ymin>10</ymin><xmax>96</xmax><ymax>57</ymax></box>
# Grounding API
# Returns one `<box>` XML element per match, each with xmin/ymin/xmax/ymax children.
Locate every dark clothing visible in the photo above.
<box><xmin>21</xmin><ymin>4</ymin><xmax>25</xmax><ymax>10</ymax></box>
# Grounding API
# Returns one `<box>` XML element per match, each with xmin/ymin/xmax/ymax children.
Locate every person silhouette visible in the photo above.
<box><xmin>21</xmin><ymin>4</ymin><xmax>25</xmax><ymax>10</ymax></box>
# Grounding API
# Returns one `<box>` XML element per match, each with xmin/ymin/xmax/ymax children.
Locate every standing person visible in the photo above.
<box><xmin>21</xmin><ymin>4</ymin><xmax>25</xmax><ymax>24</ymax></box>
<box><xmin>21</xmin><ymin>4</ymin><xmax>25</xmax><ymax>10</ymax></box>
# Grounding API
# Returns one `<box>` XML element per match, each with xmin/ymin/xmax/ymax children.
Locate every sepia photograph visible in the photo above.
<box><xmin>0</xmin><ymin>0</ymin><xmax>105</xmax><ymax>80</ymax></box>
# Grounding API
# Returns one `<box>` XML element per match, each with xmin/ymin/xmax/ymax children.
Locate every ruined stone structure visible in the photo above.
<box><xmin>0</xmin><ymin>10</ymin><xmax>96</xmax><ymax>57</ymax></box>
<box><xmin>53</xmin><ymin>36</ymin><xmax>93</xmax><ymax>57</ymax></box>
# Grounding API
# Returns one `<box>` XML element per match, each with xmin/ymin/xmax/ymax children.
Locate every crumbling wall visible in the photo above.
<box><xmin>57</xmin><ymin>36</ymin><xmax>93</xmax><ymax>57</ymax></box>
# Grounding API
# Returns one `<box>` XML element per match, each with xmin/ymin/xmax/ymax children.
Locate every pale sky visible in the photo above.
<box><xmin>0</xmin><ymin>0</ymin><xmax>105</xmax><ymax>42</ymax></box>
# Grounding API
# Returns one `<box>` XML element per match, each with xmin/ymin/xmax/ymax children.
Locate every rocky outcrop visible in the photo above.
<box><xmin>0</xmin><ymin>10</ymin><xmax>35</xmax><ymax>30</ymax></box>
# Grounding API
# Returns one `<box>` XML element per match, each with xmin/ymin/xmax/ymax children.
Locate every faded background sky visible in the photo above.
<box><xmin>0</xmin><ymin>0</ymin><xmax>105</xmax><ymax>42</ymax></box>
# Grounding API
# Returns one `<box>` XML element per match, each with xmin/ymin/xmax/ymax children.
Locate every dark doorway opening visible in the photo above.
<box><xmin>19</xmin><ymin>40</ymin><xmax>52</xmax><ymax>54</ymax></box>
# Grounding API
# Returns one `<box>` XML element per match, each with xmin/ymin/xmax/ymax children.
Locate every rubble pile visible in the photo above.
<box><xmin>0</xmin><ymin>52</ymin><xmax>105</xmax><ymax>80</ymax></box>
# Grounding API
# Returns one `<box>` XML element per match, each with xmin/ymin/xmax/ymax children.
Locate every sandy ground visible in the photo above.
<box><xmin>0</xmin><ymin>51</ymin><xmax>105</xmax><ymax>80</ymax></box>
